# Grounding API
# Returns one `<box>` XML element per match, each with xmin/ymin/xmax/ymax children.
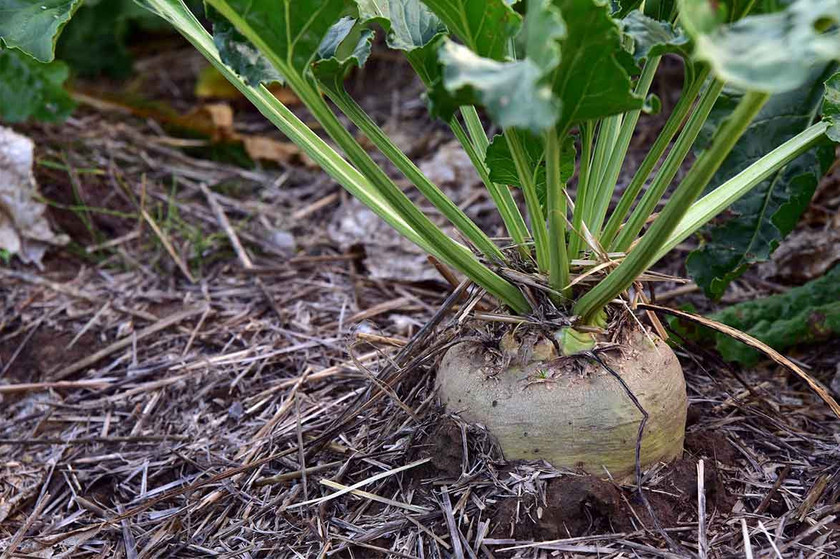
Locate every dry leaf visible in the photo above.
<box><xmin>179</xmin><ymin>103</ymin><xmax>236</xmax><ymax>141</ymax></box>
<box><xmin>73</xmin><ymin>92</ymin><xmax>312</xmax><ymax>169</ymax></box>
<box><xmin>241</xmin><ymin>136</ymin><xmax>315</xmax><ymax>168</ymax></box>
<box><xmin>194</xmin><ymin>65</ymin><xmax>299</xmax><ymax>105</ymax></box>
<box><xmin>181</xmin><ymin>103</ymin><xmax>314</xmax><ymax>167</ymax></box>
<box><xmin>0</xmin><ymin>126</ymin><xmax>68</xmax><ymax>266</ymax></box>
<box><xmin>763</xmin><ymin>228</ymin><xmax>840</xmax><ymax>283</ymax></box>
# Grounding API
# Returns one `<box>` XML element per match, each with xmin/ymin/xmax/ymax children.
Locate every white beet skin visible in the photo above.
<box><xmin>436</xmin><ymin>328</ymin><xmax>687</xmax><ymax>480</ymax></box>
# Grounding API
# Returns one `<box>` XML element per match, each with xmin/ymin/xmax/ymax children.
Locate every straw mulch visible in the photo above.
<box><xmin>2</xmin><ymin>67</ymin><xmax>840</xmax><ymax>558</ymax></box>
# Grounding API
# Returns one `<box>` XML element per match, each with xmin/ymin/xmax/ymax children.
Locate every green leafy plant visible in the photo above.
<box><xmin>686</xmin><ymin>65</ymin><xmax>838</xmax><ymax>297</ymax></box>
<box><xmin>0</xmin><ymin>0</ymin><xmax>198</xmax><ymax>124</ymax></box>
<box><xmin>0</xmin><ymin>2</ymin><xmax>75</xmax><ymax>122</ymax></box>
<box><xmin>5</xmin><ymin>0</ymin><xmax>839</xmax><ymax>327</ymax></box>
<box><xmin>0</xmin><ymin>47</ymin><xmax>75</xmax><ymax>122</ymax></box>
<box><xmin>677</xmin><ymin>264</ymin><xmax>840</xmax><ymax>366</ymax></box>
<box><xmin>55</xmin><ymin>0</ymin><xmax>166</xmax><ymax>78</ymax></box>
<box><xmin>5</xmin><ymin>0</ymin><xmax>840</xmax><ymax>476</ymax></box>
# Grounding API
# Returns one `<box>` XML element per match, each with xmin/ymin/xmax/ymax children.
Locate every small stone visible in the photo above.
<box><xmin>268</xmin><ymin>229</ymin><xmax>295</xmax><ymax>253</ymax></box>
<box><xmin>228</xmin><ymin>401</ymin><xmax>244</xmax><ymax>420</ymax></box>
<box><xmin>352</xmin><ymin>321</ymin><xmax>376</xmax><ymax>335</ymax></box>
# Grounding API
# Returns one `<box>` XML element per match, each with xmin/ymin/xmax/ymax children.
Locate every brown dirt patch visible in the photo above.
<box><xmin>408</xmin><ymin>417</ymin><xmax>467</xmax><ymax>484</ymax></box>
<box><xmin>426</xmin><ymin>420</ymin><xmax>464</xmax><ymax>477</ymax></box>
<box><xmin>35</xmin><ymin>162</ymin><xmax>137</xmax><ymax>246</ymax></box>
<box><xmin>685</xmin><ymin>430</ymin><xmax>740</xmax><ymax>466</ymax></box>
<box><xmin>491</xmin><ymin>475</ymin><xmax>630</xmax><ymax>540</ymax></box>
<box><xmin>490</xmin><ymin>456</ymin><xmax>736</xmax><ymax>541</ymax></box>
<box><xmin>0</xmin><ymin>328</ymin><xmax>99</xmax><ymax>384</ymax></box>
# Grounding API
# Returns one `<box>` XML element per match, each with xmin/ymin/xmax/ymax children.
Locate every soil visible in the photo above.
<box><xmin>684</xmin><ymin>430</ymin><xmax>740</xmax><ymax>467</ymax></box>
<box><xmin>0</xmin><ymin>328</ymin><xmax>100</xmax><ymax>383</ymax></box>
<box><xmin>489</xmin><ymin>454</ymin><xmax>736</xmax><ymax>542</ymax></box>
<box><xmin>425</xmin><ymin>419</ymin><xmax>465</xmax><ymax>477</ymax></box>
<box><xmin>35</xmin><ymin>160</ymin><xmax>137</xmax><ymax>246</ymax></box>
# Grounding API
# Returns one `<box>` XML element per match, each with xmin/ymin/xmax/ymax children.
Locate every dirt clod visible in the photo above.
<box><xmin>490</xmin><ymin>455</ymin><xmax>736</xmax><ymax>541</ymax></box>
<box><xmin>685</xmin><ymin>430</ymin><xmax>740</xmax><ymax>467</ymax></box>
<box><xmin>541</xmin><ymin>476</ymin><xmax>626</xmax><ymax>537</ymax></box>
<box><xmin>427</xmin><ymin>420</ymin><xmax>464</xmax><ymax>476</ymax></box>
<box><xmin>491</xmin><ymin>476</ymin><xmax>628</xmax><ymax>540</ymax></box>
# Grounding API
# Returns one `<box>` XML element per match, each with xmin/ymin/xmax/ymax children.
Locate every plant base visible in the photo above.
<box><xmin>436</xmin><ymin>327</ymin><xmax>687</xmax><ymax>479</ymax></box>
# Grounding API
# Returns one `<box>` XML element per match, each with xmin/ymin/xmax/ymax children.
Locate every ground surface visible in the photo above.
<box><xmin>1</xmin><ymin>43</ymin><xmax>840</xmax><ymax>558</ymax></box>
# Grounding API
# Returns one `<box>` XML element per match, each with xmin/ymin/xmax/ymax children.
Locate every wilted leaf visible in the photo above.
<box><xmin>240</xmin><ymin>135</ymin><xmax>315</xmax><ymax>168</ymax></box>
<box><xmin>0</xmin><ymin>0</ymin><xmax>82</xmax><ymax>62</ymax></box>
<box><xmin>0</xmin><ymin>126</ymin><xmax>69</xmax><ymax>265</ymax></box>
<box><xmin>0</xmin><ymin>48</ymin><xmax>75</xmax><ymax>123</ymax></box>
<box><xmin>686</xmin><ymin>65</ymin><xmax>837</xmax><ymax>298</ymax></box>
<box><xmin>194</xmin><ymin>65</ymin><xmax>299</xmax><ymax>104</ymax></box>
<box><xmin>680</xmin><ymin>0</ymin><xmax>840</xmax><ymax>92</ymax></box>
<box><xmin>179</xmin><ymin>103</ymin><xmax>235</xmax><ymax>140</ymax></box>
<box><xmin>180</xmin><ymin>103</ymin><xmax>314</xmax><ymax>167</ymax></box>
<box><xmin>767</xmin><ymin>228</ymin><xmax>840</xmax><ymax>283</ymax></box>
<box><xmin>195</xmin><ymin>65</ymin><xmax>240</xmax><ymax>98</ymax></box>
